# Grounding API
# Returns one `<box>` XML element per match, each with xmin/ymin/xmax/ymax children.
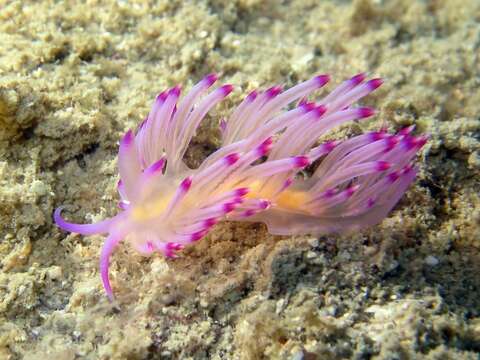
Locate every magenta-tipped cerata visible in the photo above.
<box><xmin>55</xmin><ymin>73</ymin><xmax>426</xmax><ymax>300</ymax></box>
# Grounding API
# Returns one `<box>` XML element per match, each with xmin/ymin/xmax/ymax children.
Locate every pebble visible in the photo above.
<box><xmin>424</xmin><ymin>255</ymin><xmax>439</xmax><ymax>266</ymax></box>
<box><xmin>47</xmin><ymin>266</ymin><xmax>63</xmax><ymax>280</ymax></box>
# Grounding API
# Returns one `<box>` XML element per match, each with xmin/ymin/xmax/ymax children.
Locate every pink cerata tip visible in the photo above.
<box><xmin>223</xmin><ymin>203</ymin><xmax>236</xmax><ymax>213</ymax></box>
<box><xmin>367</xmin><ymin>78</ymin><xmax>383</xmax><ymax>90</ymax></box>
<box><xmin>180</xmin><ymin>177</ymin><xmax>192</xmax><ymax>192</ymax></box>
<box><xmin>350</xmin><ymin>73</ymin><xmax>366</xmax><ymax>85</ymax></box>
<box><xmin>293</xmin><ymin>156</ymin><xmax>310</xmax><ymax>168</ymax></box>
<box><xmin>323</xmin><ymin>141</ymin><xmax>337</xmax><ymax>152</ymax></box>
<box><xmin>358</xmin><ymin>107</ymin><xmax>376</xmax><ymax>118</ymax></box>
<box><xmin>220</xmin><ymin>84</ymin><xmax>234</xmax><ymax>96</ymax></box>
<box><xmin>235</xmin><ymin>188</ymin><xmax>250</xmax><ymax>197</ymax></box>
<box><xmin>265</xmin><ymin>86</ymin><xmax>282</xmax><ymax>98</ymax></box>
<box><xmin>203</xmin><ymin>73</ymin><xmax>218</xmax><ymax>86</ymax></box>
<box><xmin>246</xmin><ymin>90</ymin><xmax>258</xmax><ymax>101</ymax></box>
<box><xmin>203</xmin><ymin>218</ymin><xmax>218</xmax><ymax>228</ymax></box>
<box><xmin>121</xmin><ymin>130</ymin><xmax>134</xmax><ymax>146</ymax></box>
<box><xmin>314</xmin><ymin>74</ymin><xmax>330</xmax><ymax>87</ymax></box>
<box><xmin>314</xmin><ymin>105</ymin><xmax>328</xmax><ymax>117</ymax></box>
<box><xmin>169</xmin><ymin>85</ymin><xmax>181</xmax><ymax>97</ymax></box>
<box><xmin>190</xmin><ymin>231</ymin><xmax>206</xmax><ymax>242</ymax></box>
<box><xmin>156</xmin><ymin>91</ymin><xmax>168</xmax><ymax>103</ymax></box>
<box><xmin>375</xmin><ymin>161</ymin><xmax>391</xmax><ymax>171</ymax></box>
<box><xmin>300</xmin><ymin>101</ymin><xmax>316</xmax><ymax>112</ymax></box>
<box><xmin>257</xmin><ymin>137</ymin><xmax>273</xmax><ymax>156</ymax></box>
<box><xmin>224</xmin><ymin>153</ymin><xmax>240</xmax><ymax>165</ymax></box>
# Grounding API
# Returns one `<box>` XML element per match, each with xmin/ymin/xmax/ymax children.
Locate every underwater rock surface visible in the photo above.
<box><xmin>0</xmin><ymin>0</ymin><xmax>479</xmax><ymax>359</ymax></box>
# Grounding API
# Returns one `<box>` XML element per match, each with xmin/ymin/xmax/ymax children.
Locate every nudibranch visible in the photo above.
<box><xmin>55</xmin><ymin>73</ymin><xmax>426</xmax><ymax>300</ymax></box>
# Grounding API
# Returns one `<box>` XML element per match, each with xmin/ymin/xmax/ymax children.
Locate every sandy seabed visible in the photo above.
<box><xmin>0</xmin><ymin>0</ymin><xmax>479</xmax><ymax>359</ymax></box>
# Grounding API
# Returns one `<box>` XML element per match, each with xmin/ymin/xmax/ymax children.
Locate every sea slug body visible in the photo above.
<box><xmin>55</xmin><ymin>73</ymin><xmax>426</xmax><ymax>300</ymax></box>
